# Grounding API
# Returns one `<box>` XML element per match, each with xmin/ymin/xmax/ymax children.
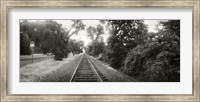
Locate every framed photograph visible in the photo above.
<box><xmin>1</xmin><ymin>0</ymin><xmax>199</xmax><ymax>101</ymax></box>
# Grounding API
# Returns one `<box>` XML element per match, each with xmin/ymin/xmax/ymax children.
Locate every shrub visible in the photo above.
<box><xmin>124</xmin><ymin>40</ymin><xmax>180</xmax><ymax>82</ymax></box>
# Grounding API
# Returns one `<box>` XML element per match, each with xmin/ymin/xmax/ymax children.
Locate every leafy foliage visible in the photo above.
<box><xmin>97</xmin><ymin>20</ymin><xmax>180</xmax><ymax>82</ymax></box>
<box><xmin>87</xmin><ymin>40</ymin><xmax>105</xmax><ymax>57</ymax></box>
<box><xmin>68</xmin><ymin>39</ymin><xmax>84</xmax><ymax>55</ymax></box>
<box><xmin>86</xmin><ymin>24</ymin><xmax>105</xmax><ymax>57</ymax></box>
<box><xmin>123</xmin><ymin>20</ymin><xmax>180</xmax><ymax>82</ymax></box>
<box><xmin>20</xmin><ymin>20</ymin><xmax>84</xmax><ymax>60</ymax></box>
<box><xmin>102</xmin><ymin>20</ymin><xmax>148</xmax><ymax>69</ymax></box>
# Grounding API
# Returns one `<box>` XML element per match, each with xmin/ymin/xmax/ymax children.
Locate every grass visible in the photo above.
<box><xmin>20</xmin><ymin>54</ymin><xmax>52</xmax><ymax>60</ymax></box>
<box><xmin>88</xmin><ymin>55</ymin><xmax>137</xmax><ymax>82</ymax></box>
<box><xmin>20</xmin><ymin>53</ymin><xmax>82</xmax><ymax>82</ymax></box>
<box><xmin>20</xmin><ymin>58</ymin><xmax>50</xmax><ymax>67</ymax></box>
<box><xmin>20</xmin><ymin>54</ymin><xmax>53</xmax><ymax>67</ymax></box>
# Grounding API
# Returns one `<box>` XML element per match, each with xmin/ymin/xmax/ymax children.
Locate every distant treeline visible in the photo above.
<box><xmin>86</xmin><ymin>20</ymin><xmax>180</xmax><ymax>82</ymax></box>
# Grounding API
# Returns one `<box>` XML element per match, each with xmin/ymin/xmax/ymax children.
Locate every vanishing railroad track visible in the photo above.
<box><xmin>70</xmin><ymin>54</ymin><xmax>106</xmax><ymax>82</ymax></box>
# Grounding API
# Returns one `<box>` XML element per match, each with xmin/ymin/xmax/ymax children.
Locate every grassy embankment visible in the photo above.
<box><xmin>20</xmin><ymin>53</ymin><xmax>82</xmax><ymax>82</ymax></box>
<box><xmin>88</xmin><ymin>55</ymin><xmax>137</xmax><ymax>82</ymax></box>
<box><xmin>20</xmin><ymin>54</ymin><xmax>53</xmax><ymax>67</ymax></box>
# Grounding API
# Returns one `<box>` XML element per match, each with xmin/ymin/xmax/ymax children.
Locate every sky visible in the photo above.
<box><xmin>28</xmin><ymin>20</ymin><xmax>161</xmax><ymax>46</ymax></box>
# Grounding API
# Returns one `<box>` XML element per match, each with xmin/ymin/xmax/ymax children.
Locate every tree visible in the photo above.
<box><xmin>87</xmin><ymin>38</ymin><xmax>105</xmax><ymax>57</ymax></box>
<box><xmin>86</xmin><ymin>24</ymin><xmax>104</xmax><ymax>41</ymax></box>
<box><xmin>20</xmin><ymin>20</ymin><xmax>86</xmax><ymax>60</ymax></box>
<box><xmin>68</xmin><ymin>39</ymin><xmax>84</xmax><ymax>55</ymax></box>
<box><xmin>86</xmin><ymin>24</ymin><xmax>105</xmax><ymax>57</ymax></box>
<box><xmin>67</xmin><ymin>20</ymin><xmax>86</xmax><ymax>38</ymax></box>
<box><xmin>103</xmin><ymin>20</ymin><xmax>148</xmax><ymax>69</ymax></box>
<box><xmin>86</xmin><ymin>26</ymin><xmax>96</xmax><ymax>41</ymax></box>
<box><xmin>124</xmin><ymin>20</ymin><xmax>180</xmax><ymax>82</ymax></box>
<box><xmin>20</xmin><ymin>20</ymin><xmax>31</xmax><ymax>55</ymax></box>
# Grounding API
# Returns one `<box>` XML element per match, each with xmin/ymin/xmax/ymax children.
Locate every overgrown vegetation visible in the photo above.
<box><xmin>21</xmin><ymin>19</ymin><xmax>180</xmax><ymax>82</ymax></box>
<box><xmin>20</xmin><ymin>20</ymin><xmax>84</xmax><ymax>60</ymax></box>
<box><xmin>86</xmin><ymin>20</ymin><xmax>180</xmax><ymax>82</ymax></box>
<box><xmin>86</xmin><ymin>24</ymin><xmax>106</xmax><ymax>57</ymax></box>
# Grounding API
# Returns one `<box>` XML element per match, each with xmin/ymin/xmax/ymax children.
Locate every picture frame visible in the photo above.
<box><xmin>0</xmin><ymin>0</ymin><xmax>199</xmax><ymax>101</ymax></box>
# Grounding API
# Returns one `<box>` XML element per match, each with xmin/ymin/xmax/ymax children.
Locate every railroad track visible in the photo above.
<box><xmin>70</xmin><ymin>54</ymin><xmax>104</xmax><ymax>82</ymax></box>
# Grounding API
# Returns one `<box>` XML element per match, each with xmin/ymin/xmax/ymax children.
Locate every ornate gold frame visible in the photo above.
<box><xmin>0</xmin><ymin>0</ymin><xmax>199</xmax><ymax>101</ymax></box>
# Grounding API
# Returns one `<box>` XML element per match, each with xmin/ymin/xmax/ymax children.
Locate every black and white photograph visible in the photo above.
<box><xmin>20</xmin><ymin>20</ymin><xmax>180</xmax><ymax>82</ymax></box>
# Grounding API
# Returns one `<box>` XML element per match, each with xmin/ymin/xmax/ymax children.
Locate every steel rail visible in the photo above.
<box><xmin>69</xmin><ymin>53</ymin><xmax>84</xmax><ymax>82</ymax></box>
<box><xmin>85</xmin><ymin>54</ymin><xmax>103</xmax><ymax>82</ymax></box>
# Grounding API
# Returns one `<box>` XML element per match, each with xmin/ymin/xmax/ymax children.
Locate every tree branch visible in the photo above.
<box><xmin>67</xmin><ymin>30</ymin><xmax>78</xmax><ymax>38</ymax></box>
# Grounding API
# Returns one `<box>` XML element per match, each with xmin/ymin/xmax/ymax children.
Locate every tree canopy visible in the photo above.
<box><xmin>102</xmin><ymin>20</ymin><xmax>148</xmax><ymax>69</ymax></box>
<box><xmin>20</xmin><ymin>20</ymin><xmax>85</xmax><ymax>60</ymax></box>
<box><xmin>86</xmin><ymin>24</ymin><xmax>105</xmax><ymax>57</ymax></box>
<box><xmin>89</xmin><ymin>20</ymin><xmax>180</xmax><ymax>82</ymax></box>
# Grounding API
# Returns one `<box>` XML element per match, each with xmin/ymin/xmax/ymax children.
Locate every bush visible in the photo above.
<box><xmin>124</xmin><ymin>40</ymin><xmax>180</xmax><ymax>82</ymax></box>
<box><xmin>87</xmin><ymin>40</ymin><xmax>106</xmax><ymax>57</ymax></box>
